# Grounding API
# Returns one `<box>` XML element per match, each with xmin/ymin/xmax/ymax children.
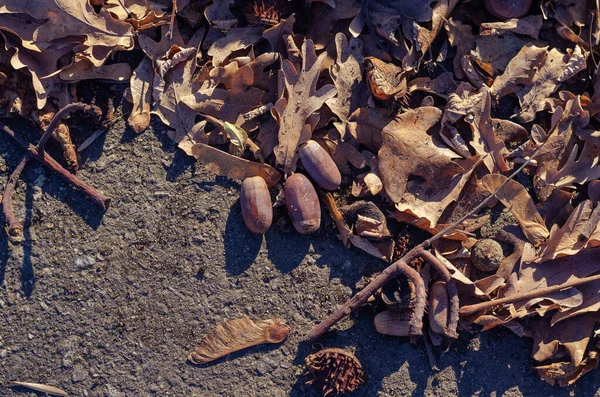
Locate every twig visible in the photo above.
<box><xmin>0</xmin><ymin>118</ymin><xmax>110</xmax><ymax>214</ymax></box>
<box><xmin>419</xmin><ymin>249</ymin><xmax>459</xmax><ymax>340</ymax></box>
<box><xmin>460</xmin><ymin>273</ymin><xmax>600</xmax><ymax>317</ymax></box>
<box><xmin>304</xmin><ymin>255</ymin><xmax>426</xmax><ymax>343</ymax></box>
<box><xmin>2</xmin><ymin>155</ymin><xmax>29</xmax><ymax>236</ymax></box>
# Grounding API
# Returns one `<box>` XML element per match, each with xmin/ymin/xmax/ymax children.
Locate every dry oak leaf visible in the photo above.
<box><xmin>272</xmin><ymin>39</ymin><xmax>336</xmax><ymax>175</ymax></box>
<box><xmin>490</xmin><ymin>43</ymin><xmax>547</xmax><ymax>100</ymax></box>
<box><xmin>325</xmin><ymin>33</ymin><xmax>367</xmax><ymax>124</ymax></box>
<box><xmin>188</xmin><ymin>316</ymin><xmax>289</xmax><ymax>364</ymax></box>
<box><xmin>128</xmin><ymin>57</ymin><xmax>153</xmax><ymax>133</ymax></box>
<box><xmin>536</xmin><ymin>200</ymin><xmax>593</xmax><ymax>263</ymax></box>
<box><xmin>516</xmin><ymin>48</ymin><xmax>573</xmax><ymax>122</ymax></box>
<box><xmin>471</xmin><ymin>34</ymin><xmax>525</xmax><ymax>76</ymax></box>
<box><xmin>481</xmin><ymin>175</ymin><xmax>549</xmax><ymax>247</ymax></box>
<box><xmin>0</xmin><ymin>1</ymin><xmax>134</xmax><ymax>65</ymax></box>
<box><xmin>346</xmin><ymin>107</ymin><xmax>392</xmax><ymax>152</ymax></box>
<box><xmin>444</xmin><ymin>18</ymin><xmax>475</xmax><ymax>79</ymax></box>
<box><xmin>377</xmin><ymin>106</ymin><xmax>465</xmax><ymax>203</ymax></box>
<box><xmin>207</xmin><ymin>26</ymin><xmax>264</xmax><ymax>67</ymax></box>
<box><xmin>192</xmin><ymin>143</ymin><xmax>281</xmax><ymax>187</ymax></box>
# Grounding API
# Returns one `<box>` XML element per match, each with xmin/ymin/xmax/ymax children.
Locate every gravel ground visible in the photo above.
<box><xmin>1</xmin><ymin>93</ymin><xmax>600</xmax><ymax>396</ymax></box>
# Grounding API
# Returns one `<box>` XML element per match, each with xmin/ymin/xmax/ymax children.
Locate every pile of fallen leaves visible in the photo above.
<box><xmin>3</xmin><ymin>0</ymin><xmax>600</xmax><ymax>389</ymax></box>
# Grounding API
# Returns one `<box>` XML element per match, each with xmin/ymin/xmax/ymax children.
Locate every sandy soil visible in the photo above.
<box><xmin>1</xmin><ymin>89</ymin><xmax>600</xmax><ymax>396</ymax></box>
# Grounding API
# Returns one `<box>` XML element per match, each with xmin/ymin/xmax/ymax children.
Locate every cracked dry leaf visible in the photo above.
<box><xmin>377</xmin><ymin>106</ymin><xmax>464</xmax><ymax>203</ymax></box>
<box><xmin>490</xmin><ymin>44</ymin><xmax>547</xmax><ymax>100</ymax></box>
<box><xmin>188</xmin><ymin>316</ymin><xmax>290</xmax><ymax>364</ymax></box>
<box><xmin>481</xmin><ymin>174</ymin><xmax>549</xmax><ymax>247</ymax></box>
<box><xmin>192</xmin><ymin>143</ymin><xmax>281</xmax><ymax>187</ymax></box>
<box><xmin>204</xmin><ymin>0</ymin><xmax>237</xmax><ymax>29</ymax></box>
<box><xmin>271</xmin><ymin>39</ymin><xmax>336</xmax><ymax>175</ymax></box>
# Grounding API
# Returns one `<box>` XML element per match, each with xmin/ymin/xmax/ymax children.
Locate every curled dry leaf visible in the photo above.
<box><xmin>188</xmin><ymin>316</ymin><xmax>290</xmax><ymax>364</ymax></box>
<box><xmin>192</xmin><ymin>143</ymin><xmax>281</xmax><ymax>187</ymax></box>
<box><xmin>480</xmin><ymin>15</ymin><xmax>543</xmax><ymax>39</ymax></box>
<box><xmin>128</xmin><ymin>57</ymin><xmax>153</xmax><ymax>133</ymax></box>
<box><xmin>481</xmin><ymin>174</ymin><xmax>549</xmax><ymax>247</ymax></box>
<box><xmin>490</xmin><ymin>43</ymin><xmax>547</xmax><ymax>100</ymax></box>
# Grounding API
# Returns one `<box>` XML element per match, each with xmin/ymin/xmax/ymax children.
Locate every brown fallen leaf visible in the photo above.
<box><xmin>378</xmin><ymin>106</ymin><xmax>464</xmax><ymax>203</ymax></box>
<box><xmin>207</xmin><ymin>26</ymin><xmax>264</xmax><ymax>67</ymax></box>
<box><xmin>188</xmin><ymin>316</ymin><xmax>290</xmax><ymax>364</ymax></box>
<box><xmin>481</xmin><ymin>174</ymin><xmax>550</xmax><ymax>247</ymax></box>
<box><xmin>489</xmin><ymin>43</ymin><xmax>547</xmax><ymax>100</ymax></box>
<box><xmin>192</xmin><ymin>143</ymin><xmax>281</xmax><ymax>187</ymax></box>
<box><xmin>445</xmin><ymin>18</ymin><xmax>475</xmax><ymax>79</ymax></box>
<box><xmin>271</xmin><ymin>39</ymin><xmax>336</xmax><ymax>175</ymax></box>
<box><xmin>480</xmin><ymin>15</ymin><xmax>543</xmax><ymax>39</ymax></box>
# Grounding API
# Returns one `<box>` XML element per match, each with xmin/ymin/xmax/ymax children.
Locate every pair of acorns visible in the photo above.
<box><xmin>241</xmin><ymin>140</ymin><xmax>341</xmax><ymax>234</ymax></box>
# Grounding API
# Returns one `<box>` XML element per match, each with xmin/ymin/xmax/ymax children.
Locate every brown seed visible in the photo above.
<box><xmin>241</xmin><ymin>176</ymin><xmax>273</xmax><ymax>234</ymax></box>
<box><xmin>471</xmin><ymin>238</ymin><xmax>504</xmax><ymax>272</ymax></box>
<box><xmin>284</xmin><ymin>173</ymin><xmax>321</xmax><ymax>234</ymax></box>
<box><xmin>429</xmin><ymin>281</ymin><xmax>449</xmax><ymax>335</ymax></box>
<box><xmin>304</xmin><ymin>348</ymin><xmax>366</xmax><ymax>396</ymax></box>
<box><xmin>188</xmin><ymin>316</ymin><xmax>290</xmax><ymax>364</ymax></box>
<box><xmin>298</xmin><ymin>140</ymin><xmax>341</xmax><ymax>191</ymax></box>
<box><xmin>374</xmin><ymin>310</ymin><xmax>411</xmax><ymax>336</ymax></box>
<box><xmin>484</xmin><ymin>0</ymin><xmax>532</xmax><ymax>20</ymax></box>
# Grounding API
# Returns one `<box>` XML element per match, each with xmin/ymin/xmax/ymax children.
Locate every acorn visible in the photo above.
<box><xmin>484</xmin><ymin>0</ymin><xmax>532</xmax><ymax>20</ymax></box>
<box><xmin>429</xmin><ymin>281</ymin><xmax>449</xmax><ymax>335</ymax></box>
<box><xmin>374</xmin><ymin>310</ymin><xmax>411</xmax><ymax>336</ymax></box>
<box><xmin>284</xmin><ymin>173</ymin><xmax>321</xmax><ymax>234</ymax></box>
<box><xmin>298</xmin><ymin>140</ymin><xmax>341</xmax><ymax>191</ymax></box>
<box><xmin>240</xmin><ymin>176</ymin><xmax>273</xmax><ymax>234</ymax></box>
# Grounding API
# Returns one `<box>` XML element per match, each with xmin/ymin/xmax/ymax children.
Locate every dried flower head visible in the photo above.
<box><xmin>304</xmin><ymin>348</ymin><xmax>367</xmax><ymax>396</ymax></box>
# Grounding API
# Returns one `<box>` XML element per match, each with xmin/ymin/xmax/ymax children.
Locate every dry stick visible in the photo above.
<box><xmin>0</xmin><ymin>122</ymin><xmax>110</xmax><ymax>211</ymax></box>
<box><xmin>304</xmin><ymin>142</ymin><xmax>549</xmax><ymax>343</ymax></box>
<box><xmin>459</xmin><ymin>273</ymin><xmax>600</xmax><ymax>317</ymax></box>
<box><xmin>2</xmin><ymin>155</ymin><xmax>29</xmax><ymax>236</ymax></box>
<box><xmin>419</xmin><ymin>249</ymin><xmax>459</xmax><ymax>340</ymax></box>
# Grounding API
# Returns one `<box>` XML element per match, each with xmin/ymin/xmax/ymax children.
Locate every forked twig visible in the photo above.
<box><xmin>1</xmin><ymin>103</ymin><xmax>108</xmax><ymax>235</ymax></box>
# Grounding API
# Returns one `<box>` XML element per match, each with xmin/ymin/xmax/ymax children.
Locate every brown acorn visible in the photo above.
<box><xmin>298</xmin><ymin>140</ymin><xmax>341</xmax><ymax>191</ymax></box>
<box><xmin>284</xmin><ymin>173</ymin><xmax>321</xmax><ymax>234</ymax></box>
<box><xmin>484</xmin><ymin>0</ymin><xmax>532</xmax><ymax>20</ymax></box>
<box><xmin>241</xmin><ymin>176</ymin><xmax>273</xmax><ymax>234</ymax></box>
<box><xmin>429</xmin><ymin>281</ymin><xmax>449</xmax><ymax>335</ymax></box>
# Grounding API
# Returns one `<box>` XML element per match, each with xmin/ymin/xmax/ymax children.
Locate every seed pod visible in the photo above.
<box><xmin>471</xmin><ymin>238</ymin><xmax>504</xmax><ymax>272</ymax></box>
<box><xmin>298</xmin><ymin>140</ymin><xmax>341</xmax><ymax>191</ymax></box>
<box><xmin>374</xmin><ymin>310</ymin><xmax>411</xmax><ymax>336</ymax></box>
<box><xmin>284</xmin><ymin>173</ymin><xmax>321</xmax><ymax>234</ymax></box>
<box><xmin>241</xmin><ymin>176</ymin><xmax>272</xmax><ymax>234</ymax></box>
<box><xmin>484</xmin><ymin>0</ymin><xmax>532</xmax><ymax>20</ymax></box>
<box><xmin>304</xmin><ymin>348</ymin><xmax>366</xmax><ymax>396</ymax></box>
<box><xmin>429</xmin><ymin>281</ymin><xmax>449</xmax><ymax>335</ymax></box>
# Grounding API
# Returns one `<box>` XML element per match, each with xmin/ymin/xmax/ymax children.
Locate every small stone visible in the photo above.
<box><xmin>0</xmin><ymin>349</ymin><xmax>8</xmax><ymax>358</ymax></box>
<box><xmin>471</xmin><ymin>239</ymin><xmax>504</xmax><ymax>272</ymax></box>
<box><xmin>27</xmin><ymin>333</ymin><xmax>34</xmax><ymax>340</ymax></box>
<box><xmin>72</xmin><ymin>363</ymin><xmax>89</xmax><ymax>383</ymax></box>
<box><xmin>104</xmin><ymin>384</ymin><xmax>123</xmax><ymax>397</ymax></box>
